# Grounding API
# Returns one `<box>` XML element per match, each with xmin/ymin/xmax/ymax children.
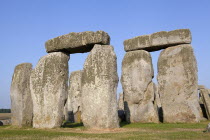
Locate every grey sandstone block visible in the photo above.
<box><xmin>157</xmin><ymin>44</ymin><xmax>201</xmax><ymax>123</ymax></box>
<box><xmin>10</xmin><ymin>63</ymin><xmax>33</xmax><ymax>127</ymax></box>
<box><xmin>30</xmin><ymin>52</ymin><xmax>69</xmax><ymax>128</ymax></box>
<box><xmin>45</xmin><ymin>31</ymin><xmax>110</xmax><ymax>54</ymax></box>
<box><xmin>124</xmin><ymin>29</ymin><xmax>191</xmax><ymax>52</ymax></box>
<box><xmin>81</xmin><ymin>44</ymin><xmax>119</xmax><ymax>129</ymax></box>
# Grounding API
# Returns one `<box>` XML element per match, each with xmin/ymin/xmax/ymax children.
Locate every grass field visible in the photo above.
<box><xmin>0</xmin><ymin>113</ymin><xmax>11</xmax><ymax>120</ymax></box>
<box><xmin>0</xmin><ymin>121</ymin><xmax>210</xmax><ymax>140</ymax></box>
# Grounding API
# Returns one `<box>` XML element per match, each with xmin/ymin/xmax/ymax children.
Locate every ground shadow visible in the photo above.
<box><xmin>62</xmin><ymin>122</ymin><xmax>84</xmax><ymax>128</ymax></box>
<box><xmin>120</xmin><ymin>121</ymin><xmax>130</xmax><ymax>127</ymax></box>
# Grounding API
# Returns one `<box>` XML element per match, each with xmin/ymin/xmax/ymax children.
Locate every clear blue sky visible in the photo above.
<box><xmin>0</xmin><ymin>0</ymin><xmax>210</xmax><ymax>108</ymax></box>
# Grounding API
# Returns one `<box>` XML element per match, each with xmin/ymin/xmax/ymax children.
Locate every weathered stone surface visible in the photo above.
<box><xmin>153</xmin><ymin>83</ymin><xmax>163</xmax><ymax>122</ymax></box>
<box><xmin>154</xmin><ymin>84</ymin><xmax>161</xmax><ymax>109</ymax></box>
<box><xmin>198</xmin><ymin>85</ymin><xmax>206</xmax><ymax>90</ymax></box>
<box><xmin>206</xmin><ymin>123</ymin><xmax>210</xmax><ymax>132</ymax></box>
<box><xmin>0</xmin><ymin>119</ymin><xmax>11</xmax><ymax>125</ymax></box>
<box><xmin>121</xmin><ymin>50</ymin><xmax>159</xmax><ymax>123</ymax></box>
<box><xmin>64</xmin><ymin>96</ymin><xmax>74</xmax><ymax>122</ymax></box>
<box><xmin>69</xmin><ymin>71</ymin><xmax>83</xmax><ymax>123</ymax></box>
<box><xmin>200</xmin><ymin>88</ymin><xmax>210</xmax><ymax>119</ymax></box>
<box><xmin>81</xmin><ymin>44</ymin><xmax>119</xmax><ymax>128</ymax></box>
<box><xmin>45</xmin><ymin>31</ymin><xmax>110</xmax><ymax>54</ymax></box>
<box><xmin>118</xmin><ymin>93</ymin><xmax>124</xmax><ymax>110</ymax></box>
<box><xmin>118</xmin><ymin>93</ymin><xmax>125</xmax><ymax>122</ymax></box>
<box><xmin>124</xmin><ymin>29</ymin><xmax>191</xmax><ymax>52</ymax></box>
<box><xmin>157</xmin><ymin>44</ymin><xmax>201</xmax><ymax>123</ymax></box>
<box><xmin>30</xmin><ymin>52</ymin><xmax>69</xmax><ymax>128</ymax></box>
<box><xmin>10</xmin><ymin>63</ymin><xmax>33</xmax><ymax>127</ymax></box>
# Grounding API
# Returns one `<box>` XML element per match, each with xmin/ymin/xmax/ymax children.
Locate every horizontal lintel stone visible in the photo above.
<box><xmin>124</xmin><ymin>29</ymin><xmax>191</xmax><ymax>52</ymax></box>
<box><xmin>45</xmin><ymin>31</ymin><xmax>110</xmax><ymax>54</ymax></box>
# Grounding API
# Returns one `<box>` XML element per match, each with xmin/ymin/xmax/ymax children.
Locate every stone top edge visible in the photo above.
<box><xmin>15</xmin><ymin>63</ymin><xmax>32</xmax><ymax>68</ymax></box>
<box><xmin>124</xmin><ymin>29</ymin><xmax>191</xmax><ymax>52</ymax></box>
<box><xmin>45</xmin><ymin>30</ymin><xmax>110</xmax><ymax>54</ymax></box>
<box><xmin>124</xmin><ymin>29</ymin><xmax>190</xmax><ymax>43</ymax></box>
<box><xmin>45</xmin><ymin>30</ymin><xmax>109</xmax><ymax>44</ymax></box>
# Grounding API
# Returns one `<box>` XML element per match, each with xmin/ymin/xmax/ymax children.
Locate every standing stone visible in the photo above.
<box><xmin>206</xmin><ymin>123</ymin><xmax>210</xmax><ymax>132</ymax></box>
<box><xmin>69</xmin><ymin>70</ymin><xmax>83</xmax><ymax>123</ymax></box>
<box><xmin>154</xmin><ymin>84</ymin><xmax>161</xmax><ymax>109</ymax></box>
<box><xmin>158</xmin><ymin>44</ymin><xmax>201</xmax><ymax>123</ymax></box>
<box><xmin>200</xmin><ymin>88</ymin><xmax>210</xmax><ymax>119</ymax></box>
<box><xmin>153</xmin><ymin>83</ymin><xmax>163</xmax><ymax>122</ymax></box>
<box><xmin>118</xmin><ymin>93</ymin><xmax>125</xmax><ymax>122</ymax></box>
<box><xmin>30</xmin><ymin>52</ymin><xmax>69</xmax><ymax>128</ymax></box>
<box><xmin>64</xmin><ymin>96</ymin><xmax>74</xmax><ymax>122</ymax></box>
<box><xmin>121</xmin><ymin>50</ymin><xmax>159</xmax><ymax>123</ymax></box>
<box><xmin>10</xmin><ymin>63</ymin><xmax>33</xmax><ymax>127</ymax></box>
<box><xmin>118</xmin><ymin>93</ymin><xmax>124</xmax><ymax>110</ymax></box>
<box><xmin>81</xmin><ymin>44</ymin><xmax>119</xmax><ymax>128</ymax></box>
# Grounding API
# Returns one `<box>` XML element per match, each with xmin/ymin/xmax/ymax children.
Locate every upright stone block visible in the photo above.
<box><xmin>45</xmin><ymin>31</ymin><xmax>110</xmax><ymax>54</ymax></box>
<box><xmin>158</xmin><ymin>44</ymin><xmax>201</xmax><ymax>123</ymax></box>
<box><xmin>69</xmin><ymin>70</ymin><xmax>83</xmax><ymax>123</ymax></box>
<box><xmin>200</xmin><ymin>88</ymin><xmax>210</xmax><ymax>119</ymax></box>
<box><xmin>10</xmin><ymin>63</ymin><xmax>33</xmax><ymax>127</ymax></box>
<box><xmin>118</xmin><ymin>93</ymin><xmax>124</xmax><ymax>110</ymax></box>
<box><xmin>30</xmin><ymin>52</ymin><xmax>69</xmax><ymax>128</ymax></box>
<box><xmin>81</xmin><ymin>44</ymin><xmax>119</xmax><ymax>128</ymax></box>
<box><xmin>118</xmin><ymin>93</ymin><xmax>125</xmax><ymax>122</ymax></box>
<box><xmin>121</xmin><ymin>50</ymin><xmax>159</xmax><ymax>123</ymax></box>
<box><xmin>64</xmin><ymin>96</ymin><xmax>74</xmax><ymax>122</ymax></box>
<box><xmin>153</xmin><ymin>83</ymin><xmax>163</xmax><ymax>122</ymax></box>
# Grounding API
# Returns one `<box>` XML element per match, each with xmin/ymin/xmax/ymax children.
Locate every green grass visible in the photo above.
<box><xmin>121</xmin><ymin>121</ymin><xmax>208</xmax><ymax>130</ymax></box>
<box><xmin>0</xmin><ymin>121</ymin><xmax>210</xmax><ymax>140</ymax></box>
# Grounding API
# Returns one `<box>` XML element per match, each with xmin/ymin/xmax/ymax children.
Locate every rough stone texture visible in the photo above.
<box><xmin>121</xmin><ymin>50</ymin><xmax>159</xmax><ymax>123</ymax></box>
<box><xmin>118</xmin><ymin>93</ymin><xmax>125</xmax><ymax>122</ymax></box>
<box><xmin>200</xmin><ymin>88</ymin><xmax>210</xmax><ymax>119</ymax></box>
<box><xmin>154</xmin><ymin>84</ymin><xmax>161</xmax><ymax>109</ymax></box>
<box><xmin>153</xmin><ymin>83</ymin><xmax>163</xmax><ymax>122</ymax></box>
<box><xmin>10</xmin><ymin>63</ymin><xmax>33</xmax><ymax>127</ymax></box>
<box><xmin>0</xmin><ymin>119</ymin><xmax>11</xmax><ymax>125</ymax></box>
<box><xmin>64</xmin><ymin>96</ymin><xmax>74</xmax><ymax>122</ymax></box>
<box><xmin>69</xmin><ymin>71</ymin><xmax>83</xmax><ymax>123</ymax></box>
<box><xmin>45</xmin><ymin>31</ymin><xmax>110</xmax><ymax>54</ymax></box>
<box><xmin>74</xmin><ymin>111</ymin><xmax>82</xmax><ymax>123</ymax></box>
<box><xmin>81</xmin><ymin>44</ymin><xmax>119</xmax><ymax>128</ymax></box>
<box><xmin>198</xmin><ymin>85</ymin><xmax>206</xmax><ymax>90</ymax></box>
<box><xmin>124</xmin><ymin>29</ymin><xmax>191</xmax><ymax>52</ymax></box>
<box><xmin>206</xmin><ymin>123</ymin><xmax>210</xmax><ymax>132</ymax></box>
<box><xmin>157</xmin><ymin>44</ymin><xmax>201</xmax><ymax>123</ymax></box>
<box><xmin>118</xmin><ymin>93</ymin><xmax>124</xmax><ymax>110</ymax></box>
<box><xmin>30</xmin><ymin>52</ymin><xmax>69</xmax><ymax>128</ymax></box>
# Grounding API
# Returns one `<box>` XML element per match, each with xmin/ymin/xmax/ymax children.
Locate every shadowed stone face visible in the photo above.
<box><xmin>69</xmin><ymin>70</ymin><xmax>83</xmax><ymax>123</ymax></box>
<box><xmin>157</xmin><ymin>44</ymin><xmax>201</xmax><ymax>123</ymax></box>
<box><xmin>81</xmin><ymin>44</ymin><xmax>119</xmax><ymax>129</ymax></box>
<box><xmin>30</xmin><ymin>52</ymin><xmax>69</xmax><ymax>128</ymax></box>
<box><xmin>45</xmin><ymin>31</ymin><xmax>110</xmax><ymax>54</ymax></box>
<box><xmin>124</xmin><ymin>29</ymin><xmax>191</xmax><ymax>52</ymax></box>
<box><xmin>199</xmin><ymin>88</ymin><xmax>210</xmax><ymax>119</ymax></box>
<box><xmin>10</xmin><ymin>63</ymin><xmax>33</xmax><ymax>127</ymax></box>
<box><xmin>121</xmin><ymin>50</ymin><xmax>159</xmax><ymax>123</ymax></box>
